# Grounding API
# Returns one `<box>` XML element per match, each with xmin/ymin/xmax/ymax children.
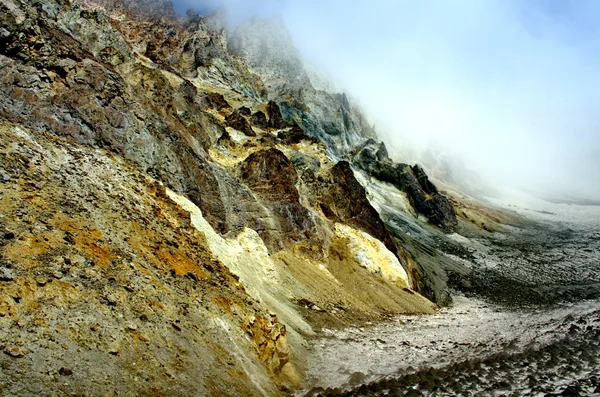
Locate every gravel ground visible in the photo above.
<box><xmin>301</xmin><ymin>196</ymin><xmax>600</xmax><ymax>397</ymax></box>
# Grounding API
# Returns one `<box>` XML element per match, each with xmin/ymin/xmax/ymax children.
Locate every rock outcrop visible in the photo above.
<box><xmin>267</xmin><ymin>100</ymin><xmax>288</xmax><ymax>130</ymax></box>
<box><xmin>354</xmin><ymin>140</ymin><xmax>458</xmax><ymax>232</ymax></box>
<box><xmin>0</xmin><ymin>121</ymin><xmax>290</xmax><ymax>396</ymax></box>
<box><xmin>229</xmin><ymin>16</ymin><xmax>377</xmax><ymax>156</ymax></box>
<box><xmin>225</xmin><ymin>110</ymin><xmax>256</xmax><ymax>136</ymax></box>
<box><xmin>278</xmin><ymin>124</ymin><xmax>320</xmax><ymax>145</ymax></box>
<box><xmin>319</xmin><ymin>161</ymin><xmax>396</xmax><ymax>252</ymax></box>
<box><xmin>251</xmin><ymin>110</ymin><xmax>269</xmax><ymax>129</ymax></box>
<box><xmin>239</xmin><ymin>149</ymin><xmax>327</xmax><ymax>255</ymax></box>
<box><xmin>0</xmin><ymin>0</ymin><xmax>484</xmax><ymax>393</ymax></box>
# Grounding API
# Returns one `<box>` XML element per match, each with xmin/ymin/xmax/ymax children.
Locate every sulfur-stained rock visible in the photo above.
<box><xmin>216</xmin><ymin>130</ymin><xmax>233</xmax><ymax>148</ymax></box>
<box><xmin>0</xmin><ymin>122</ymin><xmax>288</xmax><ymax>396</ymax></box>
<box><xmin>0</xmin><ymin>0</ymin><xmax>449</xmax><ymax>393</ymax></box>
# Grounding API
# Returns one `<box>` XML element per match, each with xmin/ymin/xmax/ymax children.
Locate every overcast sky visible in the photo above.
<box><xmin>173</xmin><ymin>0</ymin><xmax>600</xmax><ymax>198</ymax></box>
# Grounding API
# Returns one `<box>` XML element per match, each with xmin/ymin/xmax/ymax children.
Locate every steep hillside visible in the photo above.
<box><xmin>0</xmin><ymin>0</ymin><xmax>476</xmax><ymax>394</ymax></box>
<box><xmin>0</xmin><ymin>0</ymin><xmax>534</xmax><ymax>394</ymax></box>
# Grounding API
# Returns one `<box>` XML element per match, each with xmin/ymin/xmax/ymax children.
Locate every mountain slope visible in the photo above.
<box><xmin>0</xmin><ymin>0</ymin><xmax>464</xmax><ymax>394</ymax></box>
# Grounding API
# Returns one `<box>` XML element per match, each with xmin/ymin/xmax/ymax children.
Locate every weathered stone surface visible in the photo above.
<box><xmin>203</xmin><ymin>92</ymin><xmax>231</xmax><ymax>110</ymax></box>
<box><xmin>194</xmin><ymin>37</ymin><xmax>228</xmax><ymax>67</ymax></box>
<box><xmin>251</xmin><ymin>110</ymin><xmax>269</xmax><ymax>129</ymax></box>
<box><xmin>240</xmin><ymin>149</ymin><xmax>300</xmax><ymax>202</ymax></box>
<box><xmin>225</xmin><ymin>110</ymin><xmax>256</xmax><ymax>136</ymax></box>
<box><xmin>287</xmin><ymin>151</ymin><xmax>321</xmax><ymax>174</ymax></box>
<box><xmin>318</xmin><ymin>161</ymin><xmax>396</xmax><ymax>253</ymax></box>
<box><xmin>354</xmin><ymin>141</ymin><xmax>458</xmax><ymax>232</ymax></box>
<box><xmin>238</xmin><ymin>106</ymin><xmax>251</xmax><ymax>116</ymax></box>
<box><xmin>0</xmin><ymin>0</ymin><xmax>443</xmax><ymax>393</ymax></box>
<box><xmin>0</xmin><ymin>267</ymin><xmax>15</xmax><ymax>281</ymax></box>
<box><xmin>240</xmin><ymin>149</ymin><xmax>326</xmax><ymax>254</ymax></box>
<box><xmin>278</xmin><ymin>125</ymin><xmax>319</xmax><ymax>145</ymax></box>
<box><xmin>229</xmin><ymin>18</ymin><xmax>377</xmax><ymax>155</ymax></box>
<box><xmin>0</xmin><ymin>122</ymin><xmax>287</xmax><ymax>396</ymax></box>
<box><xmin>267</xmin><ymin>100</ymin><xmax>288</xmax><ymax>130</ymax></box>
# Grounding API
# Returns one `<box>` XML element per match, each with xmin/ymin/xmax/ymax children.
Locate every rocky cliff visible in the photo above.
<box><xmin>0</xmin><ymin>0</ymin><xmax>506</xmax><ymax>394</ymax></box>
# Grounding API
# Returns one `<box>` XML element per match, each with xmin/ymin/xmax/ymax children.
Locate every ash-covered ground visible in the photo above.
<box><xmin>301</xmin><ymin>195</ymin><xmax>600</xmax><ymax>397</ymax></box>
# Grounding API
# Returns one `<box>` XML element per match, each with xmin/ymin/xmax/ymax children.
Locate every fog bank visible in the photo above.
<box><xmin>175</xmin><ymin>0</ymin><xmax>600</xmax><ymax>199</ymax></box>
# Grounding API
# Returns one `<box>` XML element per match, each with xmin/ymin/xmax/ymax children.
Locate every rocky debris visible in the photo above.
<box><xmin>216</xmin><ymin>130</ymin><xmax>233</xmax><ymax>147</ymax></box>
<box><xmin>278</xmin><ymin>125</ymin><xmax>320</xmax><ymax>145</ymax></box>
<box><xmin>3</xmin><ymin>346</ymin><xmax>26</xmax><ymax>358</ymax></box>
<box><xmin>0</xmin><ymin>122</ymin><xmax>288</xmax><ymax>396</ymax></box>
<box><xmin>251</xmin><ymin>111</ymin><xmax>269</xmax><ymax>129</ymax></box>
<box><xmin>0</xmin><ymin>171</ymin><xmax>10</xmax><ymax>183</ymax></box>
<box><xmin>354</xmin><ymin>141</ymin><xmax>458</xmax><ymax>232</ymax></box>
<box><xmin>0</xmin><ymin>267</ymin><xmax>15</xmax><ymax>281</ymax></box>
<box><xmin>0</xmin><ymin>0</ymin><xmax>458</xmax><ymax>393</ymax></box>
<box><xmin>267</xmin><ymin>100</ymin><xmax>288</xmax><ymax>130</ymax></box>
<box><xmin>245</xmin><ymin>314</ymin><xmax>290</xmax><ymax>375</ymax></box>
<box><xmin>225</xmin><ymin>110</ymin><xmax>256</xmax><ymax>137</ymax></box>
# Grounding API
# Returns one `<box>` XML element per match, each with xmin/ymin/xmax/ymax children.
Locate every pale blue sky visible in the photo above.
<box><xmin>173</xmin><ymin>0</ymin><xmax>600</xmax><ymax>197</ymax></box>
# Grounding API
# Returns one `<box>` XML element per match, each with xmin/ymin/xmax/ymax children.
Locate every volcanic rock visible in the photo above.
<box><xmin>0</xmin><ymin>267</ymin><xmax>14</xmax><ymax>281</ymax></box>
<box><xmin>225</xmin><ymin>110</ymin><xmax>256</xmax><ymax>137</ymax></box>
<box><xmin>204</xmin><ymin>93</ymin><xmax>231</xmax><ymax>111</ymax></box>
<box><xmin>353</xmin><ymin>141</ymin><xmax>457</xmax><ymax>232</ymax></box>
<box><xmin>238</xmin><ymin>106</ymin><xmax>251</xmax><ymax>116</ymax></box>
<box><xmin>319</xmin><ymin>161</ymin><xmax>397</xmax><ymax>254</ymax></box>
<box><xmin>278</xmin><ymin>125</ymin><xmax>319</xmax><ymax>145</ymax></box>
<box><xmin>240</xmin><ymin>148</ymin><xmax>324</xmax><ymax>252</ymax></box>
<box><xmin>251</xmin><ymin>111</ymin><xmax>269</xmax><ymax>129</ymax></box>
<box><xmin>267</xmin><ymin>100</ymin><xmax>288</xmax><ymax>130</ymax></box>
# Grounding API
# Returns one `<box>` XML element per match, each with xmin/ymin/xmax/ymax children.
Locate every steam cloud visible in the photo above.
<box><xmin>174</xmin><ymin>0</ymin><xmax>600</xmax><ymax>199</ymax></box>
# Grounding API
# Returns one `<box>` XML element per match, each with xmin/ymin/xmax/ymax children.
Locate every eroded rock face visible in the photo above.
<box><xmin>0</xmin><ymin>122</ymin><xmax>288</xmax><ymax>396</ymax></box>
<box><xmin>241</xmin><ymin>148</ymin><xmax>300</xmax><ymax>202</ymax></box>
<box><xmin>225</xmin><ymin>110</ymin><xmax>256</xmax><ymax>136</ymax></box>
<box><xmin>278</xmin><ymin>125</ymin><xmax>319</xmax><ymax>145</ymax></box>
<box><xmin>0</xmin><ymin>0</ymin><xmax>444</xmax><ymax>393</ymax></box>
<box><xmin>240</xmin><ymin>149</ymin><xmax>327</xmax><ymax>255</ymax></box>
<box><xmin>251</xmin><ymin>110</ymin><xmax>269</xmax><ymax>129</ymax></box>
<box><xmin>319</xmin><ymin>162</ymin><xmax>392</xmax><ymax>246</ymax></box>
<box><xmin>354</xmin><ymin>141</ymin><xmax>458</xmax><ymax>232</ymax></box>
<box><xmin>267</xmin><ymin>100</ymin><xmax>288</xmax><ymax>130</ymax></box>
<box><xmin>203</xmin><ymin>92</ymin><xmax>231</xmax><ymax>111</ymax></box>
